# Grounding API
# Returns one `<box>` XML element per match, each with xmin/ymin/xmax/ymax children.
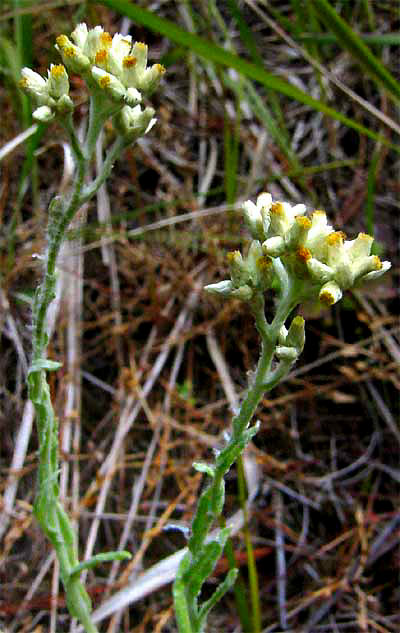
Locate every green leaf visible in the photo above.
<box><xmin>29</xmin><ymin>359</ymin><xmax>62</xmax><ymax>374</ymax></box>
<box><xmin>188</xmin><ymin>487</ymin><xmax>213</xmax><ymax>554</ymax></box>
<box><xmin>198</xmin><ymin>568</ymin><xmax>238</xmax><ymax>626</ymax></box>
<box><xmin>193</xmin><ymin>462</ymin><xmax>215</xmax><ymax>478</ymax></box>
<box><xmin>96</xmin><ymin>0</ymin><xmax>399</xmax><ymax>151</ymax></box>
<box><xmin>215</xmin><ymin>423</ymin><xmax>259</xmax><ymax>474</ymax></box>
<box><xmin>69</xmin><ymin>551</ymin><xmax>132</xmax><ymax>580</ymax></box>
<box><xmin>187</xmin><ymin>540</ymin><xmax>224</xmax><ymax>604</ymax></box>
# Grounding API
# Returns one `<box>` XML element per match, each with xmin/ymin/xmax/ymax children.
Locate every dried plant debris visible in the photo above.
<box><xmin>0</xmin><ymin>1</ymin><xmax>398</xmax><ymax>632</ymax></box>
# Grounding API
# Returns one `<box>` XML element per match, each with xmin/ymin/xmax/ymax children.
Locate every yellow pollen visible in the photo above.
<box><xmin>18</xmin><ymin>78</ymin><xmax>28</xmax><ymax>89</ymax></box>
<box><xmin>56</xmin><ymin>35</ymin><xmax>68</xmax><ymax>48</ymax></box>
<box><xmin>320</xmin><ymin>291</ymin><xmax>335</xmax><ymax>306</ymax></box>
<box><xmin>155</xmin><ymin>63</ymin><xmax>166</xmax><ymax>74</ymax></box>
<box><xmin>95</xmin><ymin>49</ymin><xmax>108</xmax><ymax>64</ymax></box>
<box><xmin>256</xmin><ymin>256</ymin><xmax>272</xmax><ymax>271</ymax></box>
<box><xmin>100</xmin><ymin>32</ymin><xmax>112</xmax><ymax>46</ymax></box>
<box><xmin>227</xmin><ymin>251</ymin><xmax>240</xmax><ymax>264</ymax></box>
<box><xmin>64</xmin><ymin>46</ymin><xmax>76</xmax><ymax>58</ymax></box>
<box><xmin>99</xmin><ymin>75</ymin><xmax>111</xmax><ymax>88</ymax></box>
<box><xmin>372</xmin><ymin>256</ymin><xmax>382</xmax><ymax>270</ymax></box>
<box><xmin>123</xmin><ymin>55</ymin><xmax>137</xmax><ymax>68</ymax></box>
<box><xmin>358</xmin><ymin>232</ymin><xmax>372</xmax><ymax>240</ymax></box>
<box><xmin>51</xmin><ymin>64</ymin><xmax>65</xmax><ymax>78</ymax></box>
<box><xmin>296</xmin><ymin>247</ymin><xmax>312</xmax><ymax>262</ymax></box>
<box><xmin>326</xmin><ymin>231</ymin><xmax>346</xmax><ymax>246</ymax></box>
<box><xmin>271</xmin><ymin>202</ymin><xmax>284</xmax><ymax>216</ymax></box>
<box><xmin>296</xmin><ymin>216</ymin><xmax>312</xmax><ymax>229</ymax></box>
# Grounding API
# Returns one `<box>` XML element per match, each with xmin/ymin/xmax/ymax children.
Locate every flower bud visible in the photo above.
<box><xmin>246</xmin><ymin>240</ymin><xmax>263</xmax><ymax>282</ymax></box>
<box><xmin>84</xmin><ymin>26</ymin><xmax>112</xmax><ymax>60</ymax></box>
<box><xmin>275</xmin><ymin>346</ymin><xmax>298</xmax><ymax>362</ymax></box>
<box><xmin>19</xmin><ymin>68</ymin><xmax>49</xmax><ymax>104</ymax></box>
<box><xmin>115</xmin><ymin>104</ymin><xmax>156</xmax><ymax>141</ymax></box>
<box><xmin>255</xmin><ymin>254</ymin><xmax>274</xmax><ymax>291</ymax></box>
<box><xmin>125</xmin><ymin>87</ymin><xmax>142</xmax><ymax>107</ymax></box>
<box><xmin>47</xmin><ymin>64</ymin><xmax>69</xmax><ymax>99</ymax></box>
<box><xmin>262</xmin><ymin>236</ymin><xmax>285</xmax><ymax>257</ymax></box>
<box><xmin>319</xmin><ymin>281</ymin><xmax>342</xmax><ymax>306</ymax></box>
<box><xmin>204</xmin><ymin>280</ymin><xmax>234</xmax><ymax>297</ymax></box>
<box><xmin>91</xmin><ymin>67</ymin><xmax>126</xmax><ymax>102</ymax></box>
<box><xmin>131</xmin><ymin>42</ymin><xmax>148</xmax><ymax>67</ymax></box>
<box><xmin>278</xmin><ymin>325</ymin><xmax>288</xmax><ymax>345</ymax></box>
<box><xmin>361</xmin><ymin>260</ymin><xmax>391</xmax><ymax>282</ymax></box>
<box><xmin>231</xmin><ymin>285</ymin><xmax>253</xmax><ymax>302</ymax></box>
<box><xmin>111</xmin><ymin>33</ymin><xmax>132</xmax><ymax>60</ymax></box>
<box><xmin>32</xmin><ymin>105</ymin><xmax>55</xmax><ymax>122</ymax></box>
<box><xmin>227</xmin><ymin>251</ymin><xmax>248</xmax><ymax>287</ymax></box>
<box><xmin>55</xmin><ymin>35</ymin><xmax>90</xmax><ymax>73</ymax></box>
<box><xmin>345</xmin><ymin>232</ymin><xmax>374</xmax><ymax>259</ymax></box>
<box><xmin>352</xmin><ymin>255</ymin><xmax>383</xmax><ymax>281</ymax></box>
<box><xmin>269</xmin><ymin>201</ymin><xmax>289</xmax><ymax>236</ymax></box>
<box><xmin>285</xmin><ymin>315</ymin><xmax>305</xmax><ymax>354</ymax></box>
<box><xmin>55</xmin><ymin>93</ymin><xmax>74</xmax><ymax>113</ymax></box>
<box><xmin>285</xmin><ymin>215</ymin><xmax>312</xmax><ymax>249</ymax></box>
<box><xmin>70</xmin><ymin>22</ymin><xmax>88</xmax><ymax>49</ymax></box>
<box><xmin>324</xmin><ymin>231</ymin><xmax>346</xmax><ymax>267</ymax></box>
<box><xmin>257</xmin><ymin>192</ymin><xmax>272</xmax><ymax>237</ymax></box>
<box><xmin>243</xmin><ymin>199</ymin><xmax>263</xmax><ymax>240</ymax></box>
<box><xmin>138</xmin><ymin>63</ymin><xmax>166</xmax><ymax>95</ymax></box>
<box><xmin>306</xmin><ymin>258</ymin><xmax>333</xmax><ymax>284</ymax></box>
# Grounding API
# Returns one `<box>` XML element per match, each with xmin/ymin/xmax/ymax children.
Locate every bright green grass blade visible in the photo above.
<box><xmin>365</xmin><ymin>148</ymin><xmax>380</xmax><ymax>237</ymax></box>
<box><xmin>0</xmin><ymin>34</ymin><xmax>29</xmax><ymax>124</ymax></box>
<box><xmin>4</xmin><ymin>0</ymin><xmax>46</xmax><ymax>270</ymax></box>
<box><xmin>226</xmin><ymin>0</ymin><xmax>263</xmax><ymax>66</ymax></box>
<box><xmin>218</xmin><ymin>514</ymin><xmax>253</xmax><ymax>633</ymax></box>
<box><xmin>226</xmin><ymin>0</ymin><xmax>302</xmax><ymax>182</ymax></box>
<box><xmin>299</xmin><ymin>33</ymin><xmax>400</xmax><ymax>46</ymax></box>
<box><xmin>237</xmin><ymin>455</ymin><xmax>261</xmax><ymax>633</ymax></box>
<box><xmin>97</xmin><ymin>0</ymin><xmax>399</xmax><ymax>153</ymax></box>
<box><xmin>12</xmin><ymin>0</ymin><xmax>34</xmax><ymax>130</ymax></box>
<box><xmin>311</xmin><ymin>0</ymin><xmax>400</xmax><ymax>103</ymax></box>
<box><xmin>224</xmin><ymin>113</ymin><xmax>238</xmax><ymax>206</ymax></box>
<box><xmin>229</xmin><ymin>76</ymin><xmax>300</xmax><ymax>170</ymax></box>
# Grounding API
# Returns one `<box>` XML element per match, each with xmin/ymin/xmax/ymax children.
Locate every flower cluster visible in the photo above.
<box><xmin>20</xmin><ymin>23</ymin><xmax>164</xmax><ymax>138</ymax></box>
<box><xmin>206</xmin><ymin>193</ymin><xmax>391</xmax><ymax>307</ymax></box>
<box><xmin>55</xmin><ymin>23</ymin><xmax>165</xmax><ymax>104</ymax></box>
<box><xmin>209</xmin><ymin>241</ymin><xmax>274</xmax><ymax>302</ymax></box>
<box><xmin>19</xmin><ymin>64</ymin><xmax>73</xmax><ymax>122</ymax></box>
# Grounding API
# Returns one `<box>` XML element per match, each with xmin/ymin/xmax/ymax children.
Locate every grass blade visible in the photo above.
<box><xmin>96</xmin><ymin>0</ymin><xmax>399</xmax><ymax>152</ymax></box>
<box><xmin>311</xmin><ymin>0</ymin><xmax>400</xmax><ymax>103</ymax></box>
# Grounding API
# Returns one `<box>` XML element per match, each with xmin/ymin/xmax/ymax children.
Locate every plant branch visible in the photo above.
<box><xmin>173</xmin><ymin>282</ymin><xmax>301</xmax><ymax>633</ymax></box>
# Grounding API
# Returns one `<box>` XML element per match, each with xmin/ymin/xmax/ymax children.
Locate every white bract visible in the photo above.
<box><xmin>206</xmin><ymin>240</ymin><xmax>274</xmax><ymax>302</ymax></box>
<box><xmin>19</xmin><ymin>64</ymin><xmax>73</xmax><ymax>121</ymax></box>
<box><xmin>55</xmin><ymin>23</ymin><xmax>165</xmax><ymax>103</ymax></box>
<box><xmin>20</xmin><ymin>23</ymin><xmax>164</xmax><ymax>142</ymax></box>
<box><xmin>116</xmin><ymin>104</ymin><xmax>157</xmax><ymax>141</ymax></box>
<box><xmin>206</xmin><ymin>193</ymin><xmax>391</xmax><ymax>307</ymax></box>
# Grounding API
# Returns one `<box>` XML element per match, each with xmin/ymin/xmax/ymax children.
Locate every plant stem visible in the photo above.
<box><xmin>174</xmin><ymin>283</ymin><xmax>301</xmax><ymax>632</ymax></box>
<box><xmin>28</xmin><ymin>102</ymin><xmax>123</xmax><ymax>632</ymax></box>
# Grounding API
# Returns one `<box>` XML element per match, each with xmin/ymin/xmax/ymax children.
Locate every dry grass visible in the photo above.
<box><xmin>0</xmin><ymin>2</ymin><xmax>399</xmax><ymax>632</ymax></box>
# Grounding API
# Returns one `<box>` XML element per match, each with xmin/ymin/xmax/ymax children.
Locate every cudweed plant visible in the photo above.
<box><xmin>21</xmin><ymin>23</ymin><xmax>164</xmax><ymax>633</ymax></box>
<box><xmin>172</xmin><ymin>193</ymin><xmax>391</xmax><ymax>632</ymax></box>
<box><xmin>21</xmin><ymin>20</ymin><xmax>392</xmax><ymax>633</ymax></box>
